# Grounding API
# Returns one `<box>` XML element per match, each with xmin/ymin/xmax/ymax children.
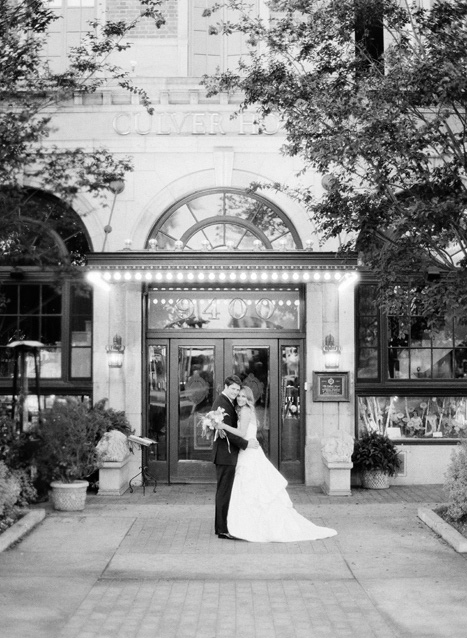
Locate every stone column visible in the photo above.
<box><xmin>304</xmin><ymin>279</ymin><xmax>356</xmax><ymax>487</ymax></box>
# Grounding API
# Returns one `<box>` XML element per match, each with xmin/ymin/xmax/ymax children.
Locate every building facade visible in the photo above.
<box><xmin>1</xmin><ymin>0</ymin><xmax>464</xmax><ymax>487</ymax></box>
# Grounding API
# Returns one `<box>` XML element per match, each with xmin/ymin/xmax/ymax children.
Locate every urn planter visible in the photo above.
<box><xmin>50</xmin><ymin>480</ymin><xmax>89</xmax><ymax>511</ymax></box>
<box><xmin>361</xmin><ymin>469</ymin><xmax>390</xmax><ymax>490</ymax></box>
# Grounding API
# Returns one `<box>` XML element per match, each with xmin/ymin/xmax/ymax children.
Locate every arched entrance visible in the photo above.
<box><xmin>145</xmin><ymin>189</ymin><xmax>305</xmax><ymax>483</ymax></box>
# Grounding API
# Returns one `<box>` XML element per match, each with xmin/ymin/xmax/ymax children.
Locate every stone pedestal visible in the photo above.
<box><xmin>321</xmin><ymin>456</ymin><xmax>353</xmax><ymax>496</ymax></box>
<box><xmin>98</xmin><ymin>454</ymin><xmax>131</xmax><ymax>496</ymax></box>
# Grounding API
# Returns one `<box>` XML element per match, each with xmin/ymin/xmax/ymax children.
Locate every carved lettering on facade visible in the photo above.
<box><xmin>113</xmin><ymin>111</ymin><xmax>281</xmax><ymax>136</ymax></box>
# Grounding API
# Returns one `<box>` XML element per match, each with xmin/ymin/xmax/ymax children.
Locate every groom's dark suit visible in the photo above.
<box><xmin>212</xmin><ymin>392</ymin><xmax>248</xmax><ymax>536</ymax></box>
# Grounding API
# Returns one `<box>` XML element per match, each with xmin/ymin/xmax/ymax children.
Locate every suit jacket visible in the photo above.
<box><xmin>211</xmin><ymin>393</ymin><xmax>248</xmax><ymax>465</ymax></box>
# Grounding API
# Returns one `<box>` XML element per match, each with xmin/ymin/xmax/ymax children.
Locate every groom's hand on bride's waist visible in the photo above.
<box><xmin>247</xmin><ymin>439</ymin><xmax>259</xmax><ymax>449</ymax></box>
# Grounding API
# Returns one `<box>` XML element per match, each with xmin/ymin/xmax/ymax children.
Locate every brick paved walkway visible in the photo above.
<box><xmin>2</xmin><ymin>484</ymin><xmax>466</xmax><ymax>638</ymax></box>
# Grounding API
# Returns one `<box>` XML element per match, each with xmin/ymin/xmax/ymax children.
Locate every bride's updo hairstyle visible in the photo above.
<box><xmin>239</xmin><ymin>385</ymin><xmax>256</xmax><ymax>412</ymax></box>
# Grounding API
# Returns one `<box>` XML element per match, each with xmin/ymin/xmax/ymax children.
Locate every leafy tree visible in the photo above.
<box><xmin>204</xmin><ymin>0</ymin><xmax>467</xmax><ymax>327</ymax></box>
<box><xmin>0</xmin><ymin>0</ymin><xmax>166</xmax><ymax>271</ymax></box>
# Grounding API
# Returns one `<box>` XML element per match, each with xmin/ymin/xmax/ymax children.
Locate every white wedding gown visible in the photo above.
<box><xmin>228</xmin><ymin>413</ymin><xmax>337</xmax><ymax>543</ymax></box>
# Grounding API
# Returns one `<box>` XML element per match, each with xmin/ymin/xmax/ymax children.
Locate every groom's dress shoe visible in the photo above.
<box><xmin>217</xmin><ymin>532</ymin><xmax>236</xmax><ymax>540</ymax></box>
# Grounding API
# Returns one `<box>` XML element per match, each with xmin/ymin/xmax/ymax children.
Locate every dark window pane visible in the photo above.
<box><xmin>358</xmin><ymin>317</ymin><xmax>378</xmax><ymax>347</ymax></box>
<box><xmin>41</xmin><ymin>316</ymin><xmax>61</xmax><ymax>346</ymax></box>
<box><xmin>19</xmin><ymin>285</ymin><xmax>40</xmax><ymax>314</ymax></box>
<box><xmin>410</xmin><ymin>317</ymin><xmax>431</xmax><ymax>347</ymax></box>
<box><xmin>42</xmin><ymin>285</ymin><xmax>62</xmax><ymax>314</ymax></box>
<box><xmin>1</xmin><ymin>285</ymin><xmax>18</xmax><ymax>314</ymax></box>
<box><xmin>71</xmin><ymin>285</ymin><xmax>92</xmax><ymax>315</ymax></box>
<box><xmin>18</xmin><ymin>316</ymin><xmax>40</xmax><ymax>341</ymax></box>
<box><xmin>454</xmin><ymin>322</ymin><xmax>467</xmax><ymax>347</ymax></box>
<box><xmin>0</xmin><ymin>347</ymin><xmax>14</xmax><ymax>377</ymax></box>
<box><xmin>358</xmin><ymin>285</ymin><xmax>378</xmax><ymax>315</ymax></box>
<box><xmin>388</xmin><ymin>316</ymin><xmax>409</xmax><ymax>347</ymax></box>
<box><xmin>454</xmin><ymin>349</ymin><xmax>467</xmax><ymax>378</ymax></box>
<box><xmin>0</xmin><ymin>317</ymin><xmax>19</xmax><ymax>345</ymax></box>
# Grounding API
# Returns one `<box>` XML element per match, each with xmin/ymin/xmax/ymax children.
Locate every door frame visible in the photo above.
<box><xmin>146</xmin><ymin>337</ymin><xmax>304</xmax><ymax>483</ymax></box>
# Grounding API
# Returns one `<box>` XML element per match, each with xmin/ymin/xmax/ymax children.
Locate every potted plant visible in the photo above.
<box><xmin>32</xmin><ymin>399</ymin><xmax>102</xmax><ymax>510</ymax></box>
<box><xmin>352</xmin><ymin>430</ymin><xmax>401</xmax><ymax>489</ymax></box>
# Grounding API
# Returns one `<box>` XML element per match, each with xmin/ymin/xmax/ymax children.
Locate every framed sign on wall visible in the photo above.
<box><xmin>312</xmin><ymin>372</ymin><xmax>349</xmax><ymax>402</ymax></box>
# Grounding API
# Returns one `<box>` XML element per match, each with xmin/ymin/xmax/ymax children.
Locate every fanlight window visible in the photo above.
<box><xmin>147</xmin><ymin>189</ymin><xmax>302</xmax><ymax>251</ymax></box>
<box><xmin>0</xmin><ymin>188</ymin><xmax>91</xmax><ymax>267</ymax></box>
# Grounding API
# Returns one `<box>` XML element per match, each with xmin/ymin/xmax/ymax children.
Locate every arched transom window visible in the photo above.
<box><xmin>147</xmin><ymin>189</ymin><xmax>302</xmax><ymax>251</ymax></box>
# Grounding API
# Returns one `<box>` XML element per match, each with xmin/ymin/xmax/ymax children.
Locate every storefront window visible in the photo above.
<box><xmin>358</xmin><ymin>395</ymin><xmax>467</xmax><ymax>440</ymax></box>
<box><xmin>0</xmin><ymin>394</ymin><xmax>91</xmax><ymax>431</ymax></box>
<box><xmin>388</xmin><ymin>315</ymin><xmax>467</xmax><ymax>379</ymax></box>
<box><xmin>70</xmin><ymin>285</ymin><xmax>92</xmax><ymax>378</ymax></box>
<box><xmin>0</xmin><ymin>282</ymin><xmax>92</xmax><ymax>380</ymax></box>
<box><xmin>356</xmin><ymin>284</ymin><xmax>467</xmax><ymax>441</ymax></box>
<box><xmin>356</xmin><ymin>284</ymin><xmax>380</xmax><ymax>379</ymax></box>
<box><xmin>148</xmin><ymin>287</ymin><xmax>301</xmax><ymax>330</ymax></box>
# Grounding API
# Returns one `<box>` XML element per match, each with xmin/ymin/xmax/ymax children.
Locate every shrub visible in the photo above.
<box><xmin>88</xmin><ymin>398</ymin><xmax>133</xmax><ymax>441</ymax></box>
<box><xmin>0</xmin><ymin>416</ymin><xmax>38</xmax><ymax>508</ymax></box>
<box><xmin>444</xmin><ymin>440</ymin><xmax>467</xmax><ymax>522</ymax></box>
<box><xmin>32</xmin><ymin>398</ymin><xmax>133</xmax><ymax>485</ymax></box>
<box><xmin>352</xmin><ymin>430</ymin><xmax>401</xmax><ymax>476</ymax></box>
<box><xmin>0</xmin><ymin>461</ymin><xmax>36</xmax><ymax>534</ymax></box>
<box><xmin>0</xmin><ymin>461</ymin><xmax>21</xmax><ymax>518</ymax></box>
<box><xmin>33</xmin><ymin>399</ymin><xmax>101</xmax><ymax>484</ymax></box>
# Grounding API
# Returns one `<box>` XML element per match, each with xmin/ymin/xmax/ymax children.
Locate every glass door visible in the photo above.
<box><xmin>146</xmin><ymin>338</ymin><xmax>304</xmax><ymax>483</ymax></box>
<box><xmin>169</xmin><ymin>339</ymin><xmax>223</xmax><ymax>482</ymax></box>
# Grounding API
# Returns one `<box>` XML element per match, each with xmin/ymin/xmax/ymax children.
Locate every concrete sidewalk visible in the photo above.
<box><xmin>0</xmin><ymin>484</ymin><xmax>466</xmax><ymax>638</ymax></box>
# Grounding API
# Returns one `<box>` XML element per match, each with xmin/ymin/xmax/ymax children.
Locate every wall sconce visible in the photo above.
<box><xmin>323</xmin><ymin>334</ymin><xmax>341</xmax><ymax>369</ymax></box>
<box><xmin>106</xmin><ymin>334</ymin><xmax>125</xmax><ymax>368</ymax></box>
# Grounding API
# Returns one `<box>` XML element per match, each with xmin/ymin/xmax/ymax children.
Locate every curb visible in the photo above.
<box><xmin>418</xmin><ymin>507</ymin><xmax>467</xmax><ymax>554</ymax></box>
<box><xmin>0</xmin><ymin>509</ymin><xmax>47</xmax><ymax>553</ymax></box>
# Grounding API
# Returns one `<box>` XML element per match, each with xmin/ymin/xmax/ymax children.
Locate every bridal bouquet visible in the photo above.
<box><xmin>200</xmin><ymin>407</ymin><xmax>230</xmax><ymax>451</ymax></box>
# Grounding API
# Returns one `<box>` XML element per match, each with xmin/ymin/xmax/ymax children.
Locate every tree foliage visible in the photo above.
<box><xmin>0</xmin><ymin>0</ymin><xmax>166</xmax><ymax>269</ymax></box>
<box><xmin>204</xmin><ymin>0</ymin><xmax>467</xmax><ymax>326</ymax></box>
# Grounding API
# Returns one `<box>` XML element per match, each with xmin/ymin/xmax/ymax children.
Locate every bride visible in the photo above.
<box><xmin>216</xmin><ymin>386</ymin><xmax>337</xmax><ymax>543</ymax></box>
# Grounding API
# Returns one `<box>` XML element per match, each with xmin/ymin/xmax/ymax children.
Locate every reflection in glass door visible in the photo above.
<box><xmin>147</xmin><ymin>345</ymin><xmax>168</xmax><ymax>478</ymax></box>
<box><xmin>169</xmin><ymin>340</ymin><xmax>223</xmax><ymax>482</ymax></box>
<box><xmin>227</xmin><ymin>342</ymin><xmax>274</xmax><ymax>459</ymax></box>
<box><xmin>280</xmin><ymin>344</ymin><xmax>302</xmax><ymax>481</ymax></box>
<box><xmin>147</xmin><ymin>339</ymin><xmax>304</xmax><ymax>483</ymax></box>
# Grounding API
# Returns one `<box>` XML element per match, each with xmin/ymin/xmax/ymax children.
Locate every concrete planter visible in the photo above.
<box><xmin>321</xmin><ymin>456</ymin><xmax>353</xmax><ymax>496</ymax></box>
<box><xmin>418</xmin><ymin>507</ymin><xmax>467</xmax><ymax>553</ymax></box>
<box><xmin>50</xmin><ymin>480</ymin><xmax>89</xmax><ymax>511</ymax></box>
<box><xmin>98</xmin><ymin>454</ymin><xmax>131</xmax><ymax>496</ymax></box>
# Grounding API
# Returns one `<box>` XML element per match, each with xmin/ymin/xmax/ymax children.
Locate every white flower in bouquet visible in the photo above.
<box><xmin>201</xmin><ymin>407</ymin><xmax>227</xmax><ymax>441</ymax></box>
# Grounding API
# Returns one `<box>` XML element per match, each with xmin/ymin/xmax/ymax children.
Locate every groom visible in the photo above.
<box><xmin>212</xmin><ymin>375</ymin><xmax>259</xmax><ymax>539</ymax></box>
